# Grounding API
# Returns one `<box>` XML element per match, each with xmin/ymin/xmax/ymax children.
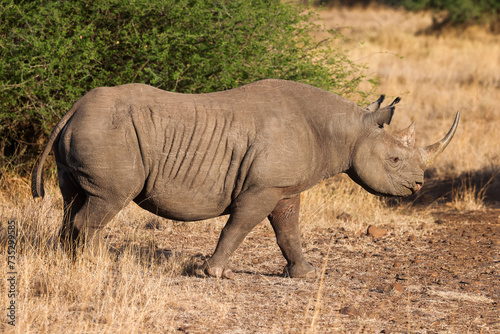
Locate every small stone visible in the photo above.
<box><xmin>411</xmin><ymin>310</ymin><xmax>426</xmax><ymax>317</ymax></box>
<box><xmin>375</xmin><ymin>283</ymin><xmax>403</xmax><ymax>294</ymax></box>
<box><xmin>392</xmin><ymin>282</ymin><xmax>404</xmax><ymax>294</ymax></box>
<box><xmin>407</xmin><ymin>234</ymin><xmax>416</xmax><ymax>242</ymax></box>
<box><xmin>339</xmin><ymin>305</ymin><xmax>361</xmax><ymax>317</ymax></box>
<box><xmin>393</xmin><ymin>261</ymin><xmax>402</xmax><ymax>268</ymax></box>
<box><xmin>367</xmin><ymin>225</ymin><xmax>388</xmax><ymax>238</ymax></box>
<box><xmin>375</xmin><ymin>284</ymin><xmax>391</xmax><ymax>293</ymax></box>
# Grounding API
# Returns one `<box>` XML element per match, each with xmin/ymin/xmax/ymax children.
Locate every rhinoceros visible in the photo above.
<box><xmin>32</xmin><ymin>79</ymin><xmax>459</xmax><ymax>278</ymax></box>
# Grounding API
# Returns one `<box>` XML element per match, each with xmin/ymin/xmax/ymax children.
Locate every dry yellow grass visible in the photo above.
<box><xmin>0</xmin><ymin>179</ymin><xmax>449</xmax><ymax>334</ymax></box>
<box><xmin>320</xmin><ymin>6</ymin><xmax>500</xmax><ymax>178</ymax></box>
<box><xmin>1</xmin><ymin>6</ymin><xmax>499</xmax><ymax>333</ymax></box>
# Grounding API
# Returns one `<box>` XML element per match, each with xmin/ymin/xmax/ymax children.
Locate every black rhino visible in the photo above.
<box><xmin>32</xmin><ymin>79</ymin><xmax>459</xmax><ymax>278</ymax></box>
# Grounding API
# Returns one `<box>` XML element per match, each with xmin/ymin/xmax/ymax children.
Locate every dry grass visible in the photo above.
<box><xmin>1</xmin><ymin>5</ymin><xmax>499</xmax><ymax>333</ymax></box>
<box><xmin>321</xmin><ymin>6</ymin><xmax>500</xmax><ymax>178</ymax></box>
<box><xmin>1</xmin><ymin>177</ymin><xmax>437</xmax><ymax>333</ymax></box>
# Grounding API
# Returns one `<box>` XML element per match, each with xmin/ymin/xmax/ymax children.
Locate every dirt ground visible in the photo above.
<box><xmin>103</xmin><ymin>180</ymin><xmax>499</xmax><ymax>333</ymax></box>
<box><xmin>124</xmin><ymin>209</ymin><xmax>500</xmax><ymax>333</ymax></box>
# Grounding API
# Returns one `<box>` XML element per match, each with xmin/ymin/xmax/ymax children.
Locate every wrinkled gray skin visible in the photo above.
<box><xmin>32</xmin><ymin>79</ymin><xmax>459</xmax><ymax>278</ymax></box>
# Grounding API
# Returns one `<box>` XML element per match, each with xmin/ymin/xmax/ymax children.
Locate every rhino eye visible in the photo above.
<box><xmin>390</xmin><ymin>157</ymin><xmax>400</xmax><ymax>164</ymax></box>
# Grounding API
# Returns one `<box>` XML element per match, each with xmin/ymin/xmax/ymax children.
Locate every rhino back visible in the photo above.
<box><xmin>129</xmin><ymin>82</ymin><xmax>326</xmax><ymax>219</ymax></box>
<box><xmin>58</xmin><ymin>81</ymin><xmax>355</xmax><ymax>220</ymax></box>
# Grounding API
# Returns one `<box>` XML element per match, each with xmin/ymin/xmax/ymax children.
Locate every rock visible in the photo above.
<box><xmin>375</xmin><ymin>283</ymin><xmax>403</xmax><ymax>294</ymax></box>
<box><xmin>411</xmin><ymin>310</ymin><xmax>426</xmax><ymax>317</ymax></box>
<box><xmin>367</xmin><ymin>225</ymin><xmax>388</xmax><ymax>238</ymax></box>
<box><xmin>375</xmin><ymin>285</ymin><xmax>390</xmax><ymax>293</ymax></box>
<box><xmin>392</xmin><ymin>282</ymin><xmax>404</xmax><ymax>294</ymax></box>
<box><xmin>339</xmin><ymin>305</ymin><xmax>361</xmax><ymax>317</ymax></box>
<box><xmin>407</xmin><ymin>234</ymin><xmax>416</xmax><ymax>241</ymax></box>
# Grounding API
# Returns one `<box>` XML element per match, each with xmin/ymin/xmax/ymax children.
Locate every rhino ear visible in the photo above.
<box><xmin>393</xmin><ymin>122</ymin><xmax>415</xmax><ymax>148</ymax></box>
<box><xmin>365</xmin><ymin>95</ymin><xmax>385</xmax><ymax>112</ymax></box>
<box><xmin>365</xmin><ymin>97</ymin><xmax>400</xmax><ymax>128</ymax></box>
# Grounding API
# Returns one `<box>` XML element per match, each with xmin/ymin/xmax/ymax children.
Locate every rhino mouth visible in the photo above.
<box><xmin>404</xmin><ymin>182</ymin><xmax>422</xmax><ymax>195</ymax></box>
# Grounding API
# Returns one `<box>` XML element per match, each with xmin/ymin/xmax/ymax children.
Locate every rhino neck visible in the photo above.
<box><xmin>324</xmin><ymin>113</ymin><xmax>360</xmax><ymax>178</ymax></box>
<box><xmin>248</xmin><ymin>80</ymin><xmax>363</xmax><ymax>183</ymax></box>
<box><xmin>304</xmin><ymin>102</ymin><xmax>361</xmax><ymax>181</ymax></box>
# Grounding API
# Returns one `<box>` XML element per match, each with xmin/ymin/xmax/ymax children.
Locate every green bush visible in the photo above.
<box><xmin>396</xmin><ymin>0</ymin><xmax>500</xmax><ymax>25</ymax></box>
<box><xmin>0</xmin><ymin>0</ymin><xmax>373</xmax><ymax>176</ymax></box>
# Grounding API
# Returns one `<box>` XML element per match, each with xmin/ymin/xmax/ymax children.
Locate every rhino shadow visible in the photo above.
<box><xmin>388</xmin><ymin>166</ymin><xmax>500</xmax><ymax>208</ymax></box>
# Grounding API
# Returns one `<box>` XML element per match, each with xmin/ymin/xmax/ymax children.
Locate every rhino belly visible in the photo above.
<box><xmin>133</xmin><ymin>186</ymin><xmax>232</xmax><ymax>221</ymax></box>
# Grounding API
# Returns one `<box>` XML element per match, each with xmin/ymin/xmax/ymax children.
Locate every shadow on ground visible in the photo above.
<box><xmin>389</xmin><ymin>166</ymin><xmax>500</xmax><ymax>208</ymax></box>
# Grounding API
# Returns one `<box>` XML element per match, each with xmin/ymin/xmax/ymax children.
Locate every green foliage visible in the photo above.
<box><xmin>396</xmin><ymin>0</ymin><xmax>500</xmax><ymax>25</ymax></box>
<box><xmin>0</xmin><ymin>0</ymin><xmax>373</xmax><ymax>175</ymax></box>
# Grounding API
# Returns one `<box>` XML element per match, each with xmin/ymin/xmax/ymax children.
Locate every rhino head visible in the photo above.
<box><xmin>347</xmin><ymin>95</ymin><xmax>459</xmax><ymax>197</ymax></box>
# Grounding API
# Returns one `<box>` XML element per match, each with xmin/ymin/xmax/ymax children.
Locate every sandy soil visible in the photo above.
<box><xmin>99</xmin><ymin>200</ymin><xmax>499</xmax><ymax>333</ymax></box>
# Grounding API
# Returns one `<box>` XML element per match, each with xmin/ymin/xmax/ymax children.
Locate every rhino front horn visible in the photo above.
<box><xmin>419</xmin><ymin>111</ymin><xmax>460</xmax><ymax>170</ymax></box>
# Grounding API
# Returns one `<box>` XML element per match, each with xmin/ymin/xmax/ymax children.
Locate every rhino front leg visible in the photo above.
<box><xmin>268</xmin><ymin>195</ymin><xmax>316</xmax><ymax>278</ymax></box>
<box><xmin>204</xmin><ymin>189</ymin><xmax>281</xmax><ymax>279</ymax></box>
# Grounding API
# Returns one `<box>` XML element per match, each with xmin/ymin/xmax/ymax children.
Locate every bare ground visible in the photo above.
<box><xmin>148</xmin><ymin>215</ymin><xmax>498</xmax><ymax>333</ymax></box>
<box><xmin>96</xmin><ymin>178</ymin><xmax>500</xmax><ymax>333</ymax></box>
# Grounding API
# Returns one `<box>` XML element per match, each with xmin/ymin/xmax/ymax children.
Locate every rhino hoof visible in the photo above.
<box><xmin>205</xmin><ymin>266</ymin><xmax>234</xmax><ymax>279</ymax></box>
<box><xmin>283</xmin><ymin>263</ymin><xmax>317</xmax><ymax>279</ymax></box>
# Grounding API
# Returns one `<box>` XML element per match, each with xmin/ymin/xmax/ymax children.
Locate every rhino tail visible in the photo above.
<box><xmin>31</xmin><ymin>104</ymin><xmax>79</xmax><ymax>198</ymax></box>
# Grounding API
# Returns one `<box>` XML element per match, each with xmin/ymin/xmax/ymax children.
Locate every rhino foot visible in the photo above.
<box><xmin>283</xmin><ymin>262</ymin><xmax>317</xmax><ymax>279</ymax></box>
<box><xmin>202</xmin><ymin>264</ymin><xmax>234</xmax><ymax>279</ymax></box>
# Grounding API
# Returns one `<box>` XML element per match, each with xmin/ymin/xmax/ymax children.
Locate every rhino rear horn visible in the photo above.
<box><xmin>419</xmin><ymin>111</ymin><xmax>460</xmax><ymax>170</ymax></box>
<box><xmin>394</xmin><ymin>122</ymin><xmax>415</xmax><ymax>148</ymax></box>
<box><xmin>365</xmin><ymin>96</ymin><xmax>401</xmax><ymax>127</ymax></box>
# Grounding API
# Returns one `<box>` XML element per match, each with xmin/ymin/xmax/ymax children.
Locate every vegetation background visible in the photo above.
<box><xmin>1</xmin><ymin>0</ymin><xmax>499</xmax><ymax>333</ymax></box>
<box><xmin>0</xmin><ymin>0</ymin><xmax>371</xmax><ymax>180</ymax></box>
<box><xmin>312</xmin><ymin>0</ymin><xmax>500</xmax><ymax>28</ymax></box>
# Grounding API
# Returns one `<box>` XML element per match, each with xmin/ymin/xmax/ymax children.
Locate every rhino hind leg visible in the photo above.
<box><xmin>268</xmin><ymin>196</ymin><xmax>316</xmax><ymax>279</ymax></box>
<box><xmin>59</xmin><ymin>173</ymin><xmax>86</xmax><ymax>253</ymax></box>
<box><xmin>70</xmin><ymin>196</ymin><xmax>125</xmax><ymax>255</ymax></box>
<box><xmin>58</xmin><ymin>172</ymin><xmax>128</xmax><ymax>255</ymax></box>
